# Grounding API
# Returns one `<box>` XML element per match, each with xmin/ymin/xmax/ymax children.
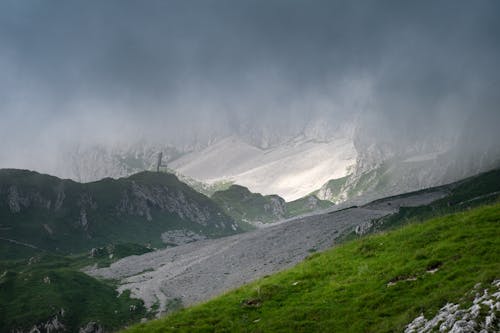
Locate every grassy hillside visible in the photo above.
<box><xmin>0</xmin><ymin>254</ymin><xmax>149</xmax><ymax>332</ymax></box>
<box><xmin>212</xmin><ymin>185</ymin><xmax>288</xmax><ymax>224</ymax></box>
<box><xmin>286</xmin><ymin>195</ymin><xmax>332</xmax><ymax>216</ymax></box>
<box><xmin>313</xmin><ymin>175</ymin><xmax>349</xmax><ymax>203</ymax></box>
<box><xmin>0</xmin><ymin>169</ymin><xmax>240</xmax><ymax>259</ymax></box>
<box><xmin>124</xmin><ymin>202</ymin><xmax>500</xmax><ymax>332</ymax></box>
<box><xmin>369</xmin><ymin>168</ymin><xmax>500</xmax><ymax>233</ymax></box>
<box><xmin>212</xmin><ymin>185</ymin><xmax>332</xmax><ymax>225</ymax></box>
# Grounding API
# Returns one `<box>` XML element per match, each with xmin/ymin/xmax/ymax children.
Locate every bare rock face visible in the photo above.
<box><xmin>116</xmin><ymin>182</ymin><xmax>213</xmax><ymax>226</ymax></box>
<box><xmin>7</xmin><ymin>186</ymin><xmax>21</xmax><ymax>213</ymax></box>
<box><xmin>305</xmin><ymin>196</ymin><xmax>320</xmax><ymax>210</ymax></box>
<box><xmin>54</xmin><ymin>187</ymin><xmax>65</xmax><ymax>211</ymax></box>
<box><xmin>0</xmin><ymin>169</ymin><xmax>239</xmax><ymax>257</ymax></box>
<box><xmin>79</xmin><ymin>322</ymin><xmax>103</xmax><ymax>333</ymax></box>
<box><xmin>161</xmin><ymin>230</ymin><xmax>207</xmax><ymax>246</ymax></box>
<box><xmin>13</xmin><ymin>314</ymin><xmax>66</xmax><ymax>333</ymax></box>
<box><xmin>6</xmin><ymin>186</ymin><xmax>52</xmax><ymax>213</ymax></box>
<box><xmin>264</xmin><ymin>196</ymin><xmax>286</xmax><ymax>218</ymax></box>
<box><xmin>76</xmin><ymin>193</ymin><xmax>97</xmax><ymax>231</ymax></box>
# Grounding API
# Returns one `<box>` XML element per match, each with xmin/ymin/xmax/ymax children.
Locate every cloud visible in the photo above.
<box><xmin>0</xmin><ymin>0</ymin><xmax>499</xmax><ymax>168</ymax></box>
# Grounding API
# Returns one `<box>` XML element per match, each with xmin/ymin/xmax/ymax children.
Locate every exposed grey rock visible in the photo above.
<box><xmin>7</xmin><ymin>186</ymin><xmax>21</xmax><ymax>213</ymax></box>
<box><xmin>79</xmin><ymin>209</ymin><xmax>88</xmax><ymax>230</ymax></box>
<box><xmin>264</xmin><ymin>196</ymin><xmax>286</xmax><ymax>218</ymax></box>
<box><xmin>404</xmin><ymin>280</ymin><xmax>500</xmax><ymax>333</ymax></box>
<box><xmin>305</xmin><ymin>195</ymin><xmax>321</xmax><ymax>210</ymax></box>
<box><xmin>14</xmin><ymin>315</ymin><xmax>66</xmax><ymax>333</ymax></box>
<box><xmin>5</xmin><ymin>185</ymin><xmax>53</xmax><ymax>214</ymax></box>
<box><xmin>354</xmin><ymin>190</ymin><xmax>448</xmax><ymax>236</ymax></box>
<box><xmin>79</xmin><ymin>322</ymin><xmax>103</xmax><ymax>333</ymax></box>
<box><xmin>54</xmin><ymin>188</ymin><xmax>65</xmax><ymax>211</ymax></box>
<box><xmin>161</xmin><ymin>230</ymin><xmax>207</xmax><ymax>246</ymax></box>
<box><xmin>116</xmin><ymin>182</ymin><xmax>213</xmax><ymax>225</ymax></box>
<box><xmin>76</xmin><ymin>193</ymin><xmax>97</xmax><ymax>230</ymax></box>
<box><xmin>86</xmin><ymin>188</ymin><xmax>444</xmax><ymax>315</ymax></box>
<box><xmin>43</xmin><ymin>316</ymin><xmax>65</xmax><ymax>333</ymax></box>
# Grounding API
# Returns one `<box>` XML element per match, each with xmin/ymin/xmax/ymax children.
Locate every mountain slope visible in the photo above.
<box><xmin>169</xmin><ymin>135</ymin><xmax>356</xmax><ymax>201</ymax></box>
<box><xmin>212</xmin><ymin>185</ymin><xmax>287</xmax><ymax>224</ymax></box>
<box><xmin>0</xmin><ymin>169</ymin><xmax>240</xmax><ymax>258</ymax></box>
<box><xmin>211</xmin><ymin>185</ymin><xmax>332</xmax><ymax>224</ymax></box>
<box><xmin>0</xmin><ymin>255</ymin><xmax>148</xmax><ymax>333</ymax></box>
<box><xmin>123</xmin><ymin>202</ymin><xmax>500</xmax><ymax>332</ymax></box>
<box><xmin>88</xmin><ymin>174</ymin><xmax>451</xmax><ymax>315</ymax></box>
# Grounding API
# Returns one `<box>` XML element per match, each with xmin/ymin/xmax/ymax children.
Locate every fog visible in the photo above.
<box><xmin>0</xmin><ymin>0</ymin><xmax>499</xmax><ymax>171</ymax></box>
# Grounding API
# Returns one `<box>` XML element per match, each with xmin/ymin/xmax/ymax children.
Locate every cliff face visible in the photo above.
<box><xmin>0</xmin><ymin>169</ymin><xmax>239</xmax><ymax>256</ymax></box>
<box><xmin>317</xmin><ymin>134</ymin><xmax>500</xmax><ymax>205</ymax></box>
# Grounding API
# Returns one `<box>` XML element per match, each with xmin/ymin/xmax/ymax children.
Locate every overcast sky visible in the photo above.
<box><xmin>0</xmin><ymin>1</ymin><xmax>499</xmax><ymax>166</ymax></box>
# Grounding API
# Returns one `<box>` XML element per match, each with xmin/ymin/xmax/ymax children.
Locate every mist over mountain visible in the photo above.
<box><xmin>0</xmin><ymin>0</ymin><xmax>499</xmax><ymax>200</ymax></box>
<box><xmin>2</xmin><ymin>3</ymin><xmax>500</xmax><ymax>332</ymax></box>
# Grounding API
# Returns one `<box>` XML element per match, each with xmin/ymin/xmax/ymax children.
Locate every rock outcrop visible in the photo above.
<box><xmin>0</xmin><ymin>169</ymin><xmax>239</xmax><ymax>255</ymax></box>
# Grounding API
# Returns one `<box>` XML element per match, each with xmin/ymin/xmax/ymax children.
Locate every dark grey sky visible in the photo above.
<box><xmin>0</xmin><ymin>0</ymin><xmax>499</xmax><ymax>161</ymax></box>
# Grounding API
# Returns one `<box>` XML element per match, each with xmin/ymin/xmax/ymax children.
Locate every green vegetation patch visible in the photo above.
<box><xmin>286</xmin><ymin>195</ymin><xmax>332</xmax><ymax>216</ymax></box>
<box><xmin>0</xmin><ymin>169</ymin><xmax>239</xmax><ymax>260</ymax></box>
<box><xmin>124</xmin><ymin>203</ymin><xmax>500</xmax><ymax>332</ymax></box>
<box><xmin>213</xmin><ymin>185</ymin><xmax>333</xmax><ymax>225</ymax></box>
<box><xmin>212</xmin><ymin>185</ymin><xmax>286</xmax><ymax>224</ymax></box>
<box><xmin>312</xmin><ymin>175</ymin><xmax>350</xmax><ymax>202</ymax></box>
<box><xmin>0</xmin><ymin>255</ymin><xmax>148</xmax><ymax>332</ymax></box>
<box><xmin>373</xmin><ymin>168</ymin><xmax>500</xmax><ymax>232</ymax></box>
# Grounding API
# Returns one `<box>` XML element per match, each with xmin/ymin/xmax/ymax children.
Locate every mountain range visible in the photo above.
<box><xmin>29</xmin><ymin>122</ymin><xmax>500</xmax><ymax>208</ymax></box>
<box><xmin>0</xmin><ymin>169</ymin><xmax>239</xmax><ymax>258</ymax></box>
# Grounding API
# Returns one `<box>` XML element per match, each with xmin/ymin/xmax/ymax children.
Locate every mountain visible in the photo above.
<box><xmin>55</xmin><ymin>142</ymin><xmax>184</xmax><ymax>183</ymax></box>
<box><xmin>211</xmin><ymin>185</ymin><xmax>332</xmax><ymax>225</ymax></box>
<box><xmin>28</xmin><ymin>127</ymin><xmax>357</xmax><ymax>202</ymax></box>
<box><xmin>320</xmin><ymin>117</ymin><xmax>500</xmax><ymax>205</ymax></box>
<box><xmin>87</xmin><ymin>168</ymin><xmax>500</xmax><ymax>318</ymax></box>
<box><xmin>170</xmin><ymin>135</ymin><xmax>357</xmax><ymax>201</ymax></box>
<box><xmin>0</xmin><ymin>169</ymin><xmax>240</xmax><ymax>259</ymax></box>
<box><xmin>286</xmin><ymin>194</ymin><xmax>333</xmax><ymax>217</ymax></box>
<box><xmin>212</xmin><ymin>185</ymin><xmax>287</xmax><ymax>225</ymax></box>
<box><xmin>117</xmin><ymin>168</ymin><xmax>500</xmax><ymax>332</ymax></box>
<box><xmin>316</xmin><ymin>149</ymin><xmax>500</xmax><ymax>205</ymax></box>
<box><xmin>123</xmin><ymin>202</ymin><xmax>500</xmax><ymax>332</ymax></box>
<box><xmin>2</xmin><ymin>168</ymin><xmax>498</xmax><ymax>332</ymax></box>
<box><xmin>0</xmin><ymin>255</ymin><xmax>149</xmax><ymax>333</ymax></box>
<box><xmin>8</xmin><ymin>117</ymin><xmax>499</xmax><ymax>207</ymax></box>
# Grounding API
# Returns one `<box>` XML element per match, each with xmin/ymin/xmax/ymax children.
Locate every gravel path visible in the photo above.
<box><xmin>85</xmin><ymin>190</ymin><xmax>447</xmax><ymax>314</ymax></box>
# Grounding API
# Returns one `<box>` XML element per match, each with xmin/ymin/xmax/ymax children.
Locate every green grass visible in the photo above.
<box><xmin>0</xmin><ymin>169</ymin><xmax>240</xmax><ymax>260</ymax></box>
<box><xmin>286</xmin><ymin>195</ymin><xmax>332</xmax><ymax>216</ymax></box>
<box><xmin>123</xmin><ymin>203</ymin><xmax>500</xmax><ymax>332</ymax></box>
<box><xmin>312</xmin><ymin>175</ymin><xmax>350</xmax><ymax>202</ymax></box>
<box><xmin>0</xmin><ymin>254</ymin><xmax>148</xmax><ymax>332</ymax></box>
<box><xmin>212</xmin><ymin>185</ymin><xmax>287</xmax><ymax>224</ymax></box>
<box><xmin>371</xmin><ymin>168</ymin><xmax>500</xmax><ymax>233</ymax></box>
<box><xmin>212</xmin><ymin>185</ymin><xmax>333</xmax><ymax>225</ymax></box>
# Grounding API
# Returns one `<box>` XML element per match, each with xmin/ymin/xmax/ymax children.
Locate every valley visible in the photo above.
<box><xmin>86</xmin><ymin>187</ymin><xmax>447</xmax><ymax>314</ymax></box>
<box><xmin>1</xmin><ymin>2</ymin><xmax>499</xmax><ymax>332</ymax></box>
<box><xmin>1</xmin><ymin>168</ymin><xmax>499</xmax><ymax>332</ymax></box>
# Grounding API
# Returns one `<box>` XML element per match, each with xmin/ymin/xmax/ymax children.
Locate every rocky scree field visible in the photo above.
<box><xmin>123</xmin><ymin>202</ymin><xmax>500</xmax><ymax>333</ymax></box>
